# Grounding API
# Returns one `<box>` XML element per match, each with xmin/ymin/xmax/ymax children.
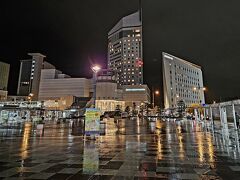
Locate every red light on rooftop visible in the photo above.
<box><xmin>136</xmin><ymin>59</ymin><xmax>143</xmax><ymax>67</ymax></box>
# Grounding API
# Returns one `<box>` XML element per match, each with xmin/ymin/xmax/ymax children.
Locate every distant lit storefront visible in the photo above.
<box><xmin>96</xmin><ymin>100</ymin><xmax>125</xmax><ymax>113</ymax></box>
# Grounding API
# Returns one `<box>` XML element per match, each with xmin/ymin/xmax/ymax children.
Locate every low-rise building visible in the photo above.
<box><xmin>39</xmin><ymin>69</ymin><xmax>91</xmax><ymax>100</ymax></box>
<box><xmin>122</xmin><ymin>84</ymin><xmax>150</xmax><ymax>108</ymax></box>
<box><xmin>95</xmin><ymin>69</ymin><xmax>149</xmax><ymax>113</ymax></box>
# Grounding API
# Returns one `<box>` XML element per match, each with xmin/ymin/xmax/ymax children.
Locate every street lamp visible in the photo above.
<box><xmin>152</xmin><ymin>90</ymin><xmax>160</xmax><ymax>108</ymax></box>
<box><xmin>175</xmin><ymin>94</ymin><xmax>180</xmax><ymax>107</ymax></box>
<box><xmin>91</xmin><ymin>65</ymin><xmax>101</xmax><ymax>74</ymax></box>
<box><xmin>28</xmin><ymin>93</ymin><xmax>34</xmax><ymax>102</ymax></box>
<box><xmin>91</xmin><ymin>64</ymin><xmax>101</xmax><ymax>108</ymax></box>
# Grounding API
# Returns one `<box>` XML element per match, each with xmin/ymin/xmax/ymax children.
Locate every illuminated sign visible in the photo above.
<box><xmin>85</xmin><ymin>108</ymin><xmax>101</xmax><ymax>136</ymax></box>
<box><xmin>125</xmin><ymin>88</ymin><xmax>145</xmax><ymax>92</ymax></box>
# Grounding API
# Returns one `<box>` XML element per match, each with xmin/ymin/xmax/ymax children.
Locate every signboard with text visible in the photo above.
<box><xmin>85</xmin><ymin>108</ymin><xmax>100</xmax><ymax>136</ymax></box>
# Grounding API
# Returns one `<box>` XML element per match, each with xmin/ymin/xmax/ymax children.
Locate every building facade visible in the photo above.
<box><xmin>108</xmin><ymin>11</ymin><xmax>143</xmax><ymax>86</ymax></box>
<box><xmin>17</xmin><ymin>53</ymin><xmax>55</xmax><ymax>100</ymax></box>
<box><xmin>95</xmin><ymin>69</ymin><xmax>149</xmax><ymax>113</ymax></box>
<box><xmin>0</xmin><ymin>61</ymin><xmax>10</xmax><ymax>91</ymax></box>
<box><xmin>122</xmin><ymin>85</ymin><xmax>150</xmax><ymax>108</ymax></box>
<box><xmin>0</xmin><ymin>61</ymin><xmax>10</xmax><ymax>100</ymax></box>
<box><xmin>95</xmin><ymin>69</ymin><xmax>125</xmax><ymax>112</ymax></box>
<box><xmin>38</xmin><ymin>69</ymin><xmax>91</xmax><ymax>100</ymax></box>
<box><xmin>162</xmin><ymin>52</ymin><xmax>205</xmax><ymax>109</ymax></box>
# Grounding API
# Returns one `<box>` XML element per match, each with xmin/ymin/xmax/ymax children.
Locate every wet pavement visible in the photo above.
<box><xmin>0</xmin><ymin>118</ymin><xmax>240</xmax><ymax>179</ymax></box>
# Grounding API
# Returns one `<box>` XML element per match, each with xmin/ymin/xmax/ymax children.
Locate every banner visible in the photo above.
<box><xmin>85</xmin><ymin>108</ymin><xmax>100</xmax><ymax>135</ymax></box>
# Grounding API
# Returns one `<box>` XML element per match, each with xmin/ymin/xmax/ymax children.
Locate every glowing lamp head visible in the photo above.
<box><xmin>91</xmin><ymin>65</ymin><xmax>101</xmax><ymax>73</ymax></box>
<box><xmin>155</xmin><ymin>90</ymin><xmax>159</xmax><ymax>95</ymax></box>
<box><xmin>29</xmin><ymin>93</ymin><xmax>34</xmax><ymax>97</ymax></box>
<box><xmin>203</xmin><ymin>87</ymin><xmax>206</xmax><ymax>91</ymax></box>
<box><xmin>193</xmin><ymin>87</ymin><xmax>197</xmax><ymax>91</ymax></box>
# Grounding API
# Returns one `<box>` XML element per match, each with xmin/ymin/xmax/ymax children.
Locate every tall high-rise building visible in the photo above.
<box><xmin>108</xmin><ymin>10</ymin><xmax>143</xmax><ymax>86</ymax></box>
<box><xmin>0</xmin><ymin>61</ymin><xmax>10</xmax><ymax>100</ymax></box>
<box><xmin>17</xmin><ymin>53</ymin><xmax>54</xmax><ymax>100</ymax></box>
<box><xmin>162</xmin><ymin>52</ymin><xmax>205</xmax><ymax>109</ymax></box>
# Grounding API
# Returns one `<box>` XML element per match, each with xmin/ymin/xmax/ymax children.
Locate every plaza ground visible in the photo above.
<box><xmin>0</xmin><ymin>118</ymin><xmax>240</xmax><ymax>179</ymax></box>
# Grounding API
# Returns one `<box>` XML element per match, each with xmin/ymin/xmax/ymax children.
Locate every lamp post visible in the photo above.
<box><xmin>175</xmin><ymin>94</ymin><xmax>179</xmax><ymax>107</ymax></box>
<box><xmin>91</xmin><ymin>65</ymin><xmax>101</xmax><ymax>108</ymax></box>
<box><xmin>28</xmin><ymin>93</ymin><xmax>34</xmax><ymax>104</ymax></box>
<box><xmin>193</xmin><ymin>86</ymin><xmax>206</xmax><ymax>120</ymax></box>
<box><xmin>152</xmin><ymin>89</ymin><xmax>159</xmax><ymax>108</ymax></box>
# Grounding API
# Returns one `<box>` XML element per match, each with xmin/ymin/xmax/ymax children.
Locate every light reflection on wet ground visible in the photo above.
<box><xmin>0</xmin><ymin>118</ymin><xmax>240</xmax><ymax>179</ymax></box>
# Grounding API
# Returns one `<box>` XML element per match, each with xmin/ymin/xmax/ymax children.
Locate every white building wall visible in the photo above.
<box><xmin>122</xmin><ymin>85</ymin><xmax>150</xmax><ymax>107</ymax></box>
<box><xmin>163</xmin><ymin>52</ymin><xmax>205</xmax><ymax>109</ymax></box>
<box><xmin>96</xmin><ymin>82</ymin><xmax>118</xmax><ymax>100</ymax></box>
<box><xmin>39</xmin><ymin>69</ymin><xmax>91</xmax><ymax>100</ymax></box>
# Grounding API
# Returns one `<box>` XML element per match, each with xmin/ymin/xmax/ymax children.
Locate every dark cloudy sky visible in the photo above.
<box><xmin>0</xmin><ymin>0</ymin><xmax>240</xmax><ymax>105</ymax></box>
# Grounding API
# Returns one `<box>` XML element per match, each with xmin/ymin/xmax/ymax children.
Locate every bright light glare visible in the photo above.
<box><xmin>91</xmin><ymin>65</ymin><xmax>101</xmax><ymax>73</ymax></box>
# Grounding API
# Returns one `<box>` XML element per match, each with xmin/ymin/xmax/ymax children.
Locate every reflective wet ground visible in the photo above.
<box><xmin>0</xmin><ymin>118</ymin><xmax>240</xmax><ymax>180</ymax></box>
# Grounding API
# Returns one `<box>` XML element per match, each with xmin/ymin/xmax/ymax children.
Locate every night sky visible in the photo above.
<box><xmin>0</xmin><ymin>0</ymin><xmax>240</xmax><ymax>105</ymax></box>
